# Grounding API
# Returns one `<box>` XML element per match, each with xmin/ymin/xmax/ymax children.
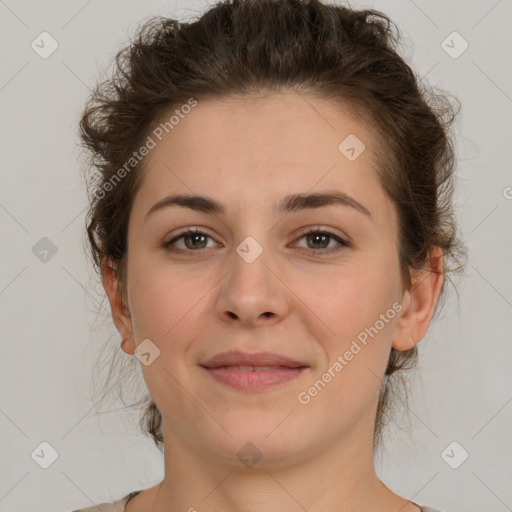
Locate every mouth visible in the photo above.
<box><xmin>200</xmin><ymin>351</ymin><xmax>310</xmax><ymax>392</ymax></box>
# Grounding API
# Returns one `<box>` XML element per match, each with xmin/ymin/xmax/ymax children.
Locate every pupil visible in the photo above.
<box><xmin>309</xmin><ymin>233</ymin><xmax>328</xmax><ymax>249</ymax></box>
<box><xmin>186</xmin><ymin>234</ymin><xmax>206</xmax><ymax>249</ymax></box>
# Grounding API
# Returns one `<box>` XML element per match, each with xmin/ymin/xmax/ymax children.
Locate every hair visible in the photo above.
<box><xmin>79</xmin><ymin>0</ymin><xmax>466</xmax><ymax>454</ymax></box>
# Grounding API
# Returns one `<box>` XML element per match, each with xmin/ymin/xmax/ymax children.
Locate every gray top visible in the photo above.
<box><xmin>70</xmin><ymin>490</ymin><xmax>443</xmax><ymax>512</ymax></box>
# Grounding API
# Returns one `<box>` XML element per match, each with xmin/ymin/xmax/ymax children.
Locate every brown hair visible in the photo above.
<box><xmin>80</xmin><ymin>0</ymin><xmax>465</xmax><ymax>453</ymax></box>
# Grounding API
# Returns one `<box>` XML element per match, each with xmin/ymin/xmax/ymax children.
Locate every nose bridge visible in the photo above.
<box><xmin>228</xmin><ymin>208</ymin><xmax>274</xmax><ymax>272</ymax></box>
<box><xmin>231</xmin><ymin>232</ymin><xmax>274</xmax><ymax>299</ymax></box>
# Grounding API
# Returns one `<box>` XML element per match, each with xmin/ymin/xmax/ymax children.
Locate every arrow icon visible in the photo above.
<box><xmin>32</xmin><ymin>237</ymin><xmax>58</xmax><ymax>262</ymax></box>
<box><xmin>31</xmin><ymin>31</ymin><xmax>59</xmax><ymax>59</ymax></box>
<box><xmin>236</xmin><ymin>441</ymin><xmax>262</xmax><ymax>467</ymax></box>
<box><xmin>31</xmin><ymin>441</ymin><xmax>59</xmax><ymax>469</ymax></box>
<box><xmin>134</xmin><ymin>339</ymin><xmax>161</xmax><ymax>365</ymax></box>
<box><xmin>236</xmin><ymin>236</ymin><xmax>263</xmax><ymax>263</ymax></box>
<box><xmin>441</xmin><ymin>441</ymin><xmax>468</xmax><ymax>469</ymax></box>
<box><xmin>440</xmin><ymin>31</ymin><xmax>468</xmax><ymax>59</ymax></box>
<box><xmin>338</xmin><ymin>134</ymin><xmax>365</xmax><ymax>161</ymax></box>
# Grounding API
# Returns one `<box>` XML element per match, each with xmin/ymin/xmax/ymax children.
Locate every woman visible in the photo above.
<box><xmin>73</xmin><ymin>0</ymin><xmax>464</xmax><ymax>510</ymax></box>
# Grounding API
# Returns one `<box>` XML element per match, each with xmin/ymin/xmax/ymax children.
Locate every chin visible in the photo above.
<box><xmin>196</xmin><ymin>418</ymin><xmax>310</xmax><ymax>468</ymax></box>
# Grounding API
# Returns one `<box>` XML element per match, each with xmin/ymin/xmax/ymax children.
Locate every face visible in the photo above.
<box><xmin>104</xmin><ymin>92</ymin><xmax>438</xmax><ymax>467</ymax></box>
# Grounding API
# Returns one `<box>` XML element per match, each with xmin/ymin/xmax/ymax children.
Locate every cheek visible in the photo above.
<box><xmin>295</xmin><ymin>255</ymin><xmax>401</xmax><ymax>343</ymax></box>
<box><xmin>126</xmin><ymin>256</ymin><xmax>211</xmax><ymax>346</ymax></box>
<box><xmin>297</xmin><ymin>266</ymin><xmax>400</xmax><ymax>413</ymax></box>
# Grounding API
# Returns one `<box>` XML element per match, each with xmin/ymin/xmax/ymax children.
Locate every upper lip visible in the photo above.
<box><xmin>200</xmin><ymin>350</ymin><xmax>309</xmax><ymax>369</ymax></box>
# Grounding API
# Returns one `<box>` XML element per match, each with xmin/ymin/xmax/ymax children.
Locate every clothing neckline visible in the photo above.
<box><xmin>125</xmin><ymin>490</ymin><xmax>143</xmax><ymax>504</ymax></box>
<box><xmin>123</xmin><ymin>491</ymin><xmax>434</xmax><ymax>512</ymax></box>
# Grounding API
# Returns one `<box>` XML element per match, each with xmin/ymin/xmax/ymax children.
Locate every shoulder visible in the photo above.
<box><xmin>69</xmin><ymin>490</ymin><xmax>142</xmax><ymax>512</ymax></box>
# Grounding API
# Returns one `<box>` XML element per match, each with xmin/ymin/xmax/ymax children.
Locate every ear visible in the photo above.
<box><xmin>101</xmin><ymin>258</ymin><xmax>136</xmax><ymax>355</ymax></box>
<box><xmin>392</xmin><ymin>246</ymin><xmax>444</xmax><ymax>351</ymax></box>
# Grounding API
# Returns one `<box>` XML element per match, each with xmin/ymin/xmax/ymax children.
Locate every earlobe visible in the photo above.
<box><xmin>120</xmin><ymin>338</ymin><xmax>136</xmax><ymax>355</ymax></box>
<box><xmin>101</xmin><ymin>259</ymin><xmax>135</xmax><ymax>353</ymax></box>
<box><xmin>392</xmin><ymin>247</ymin><xmax>444</xmax><ymax>352</ymax></box>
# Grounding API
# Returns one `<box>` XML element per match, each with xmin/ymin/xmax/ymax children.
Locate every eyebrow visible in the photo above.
<box><xmin>144</xmin><ymin>190</ymin><xmax>373</xmax><ymax>222</ymax></box>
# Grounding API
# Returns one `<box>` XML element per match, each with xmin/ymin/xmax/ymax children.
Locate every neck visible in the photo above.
<box><xmin>143</xmin><ymin>416</ymin><xmax>416</xmax><ymax>512</ymax></box>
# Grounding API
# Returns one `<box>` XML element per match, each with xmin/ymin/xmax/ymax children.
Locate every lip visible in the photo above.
<box><xmin>200</xmin><ymin>350</ymin><xmax>310</xmax><ymax>392</ymax></box>
<box><xmin>200</xmin><ymin>350</ymin><xmax>309</xmax><ymax>369</ymax></box>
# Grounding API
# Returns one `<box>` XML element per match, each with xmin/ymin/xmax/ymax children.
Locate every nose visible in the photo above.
<box><xmin>213</xmin><ymin>237</ymin><xmax>290</xmax><ymax>327</ymax></box>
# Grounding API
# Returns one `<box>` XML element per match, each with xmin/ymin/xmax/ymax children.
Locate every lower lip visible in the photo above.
<box><xmin>202</xmin><ymin>366</ymin><xmax>308</xmax><ymax>391</ymax></box>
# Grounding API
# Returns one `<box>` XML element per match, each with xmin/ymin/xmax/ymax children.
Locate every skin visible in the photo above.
<box><xmin>102</xmin><ymin>92</ymin><xmax>443</xmax><ymax>512</ymax></box>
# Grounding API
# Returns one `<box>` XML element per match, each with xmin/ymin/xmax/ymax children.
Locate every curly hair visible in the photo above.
<box><xmin>79</xmin><ymin>0</ymin><xmax>465</xmax><ymax>453</ymax></box>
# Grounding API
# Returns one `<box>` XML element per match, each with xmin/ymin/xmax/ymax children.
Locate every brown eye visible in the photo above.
<box><xmin>164</xmin><ymin>228</ymin><xmax>218</xmax><ymax>252</ymax></box>
<box><xmin>293</xmin><ymin>228</ymin><xmax>349</xmax><ymax>255</ymax></box>
<box><xmin>163</xmin><ymin>227</ymin><xmax>348</xmax><ymax>256</ymax></box>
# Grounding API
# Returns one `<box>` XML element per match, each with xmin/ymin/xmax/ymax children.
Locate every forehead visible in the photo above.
<box><xmin>150</xmin><ymin>91</ymin><xmax>376</xmax><ymax>160</ymax></box>
<box><xmin>132</xmin><ymin>92</ymin><xmax>389</xmax><ymax>221</ymax></box>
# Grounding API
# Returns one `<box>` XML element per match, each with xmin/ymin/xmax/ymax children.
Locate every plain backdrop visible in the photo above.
<box><xmin>0</xmin><ymin>0</ymin><xmax>511</xmax><ymax>511</ymax></box>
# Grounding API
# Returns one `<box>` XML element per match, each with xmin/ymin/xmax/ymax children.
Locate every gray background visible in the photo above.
<box><xmin>0</xmin><ymin>0</ymin><xmax>511</xmax><ymax>511</ymax></box>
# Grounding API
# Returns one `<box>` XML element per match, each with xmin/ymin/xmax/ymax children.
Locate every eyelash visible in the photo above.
<box><xmin>163</xmin><ymin>227</ymin><xmax>349</xmax><ymax>256</ymax></box>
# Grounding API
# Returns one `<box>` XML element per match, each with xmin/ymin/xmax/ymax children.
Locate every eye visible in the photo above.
<box><xmin>164</xmin><ymin>227</ymin><xmax>219</xmax><ymax>253</ymax></box>
<box><xmin>163</xmin><ymin>226</ymin><xmax>349</xmax><ymax>255</ymax></box>
<box><xmin>292</xmin><ymin>227</ymin><xmax>349</xmax><ymax>255</ymax></box>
